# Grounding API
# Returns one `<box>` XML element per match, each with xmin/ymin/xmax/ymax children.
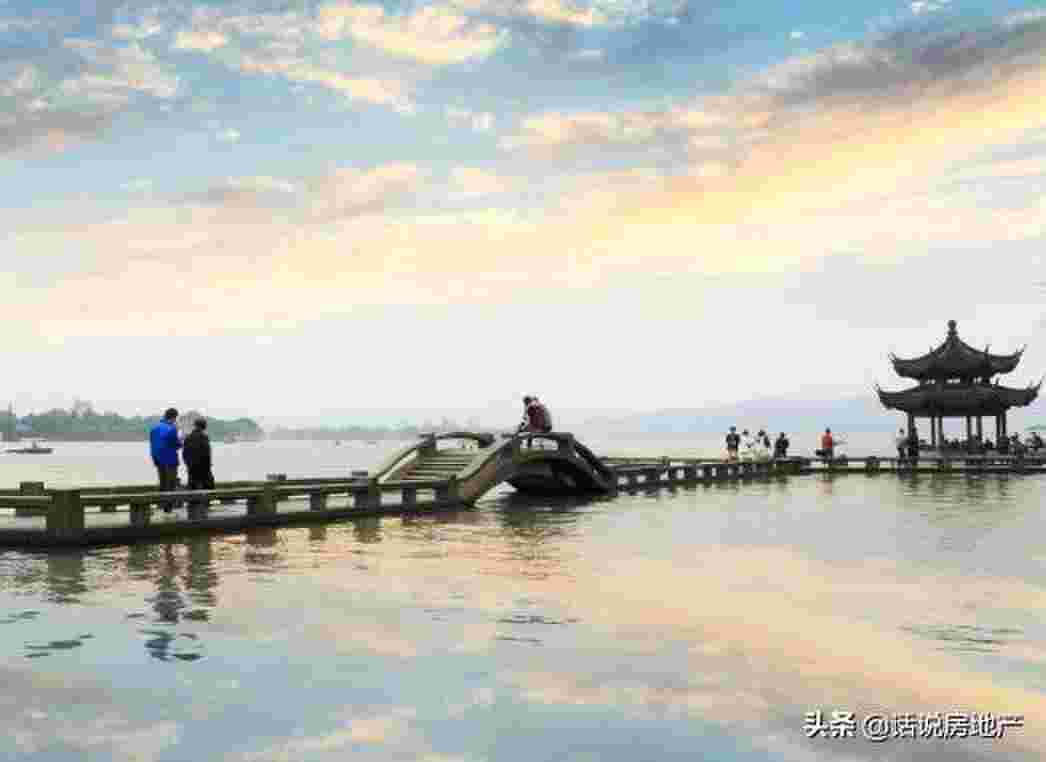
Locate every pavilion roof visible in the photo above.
<box><xmin>890</xmin><ymin>320</ymin><xmax>1023</xmax><ymax>381</ymax></box>
<box><xmin>876</xmin><ymin>380</ymin><xmax>1040</xmax><ymax>416</ymax></box>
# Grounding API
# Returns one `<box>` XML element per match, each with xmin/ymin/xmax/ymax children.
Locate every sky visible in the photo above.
<box><xmin>4</xmin><ymin>0</ymin><xmax>1046</xmax><ymax>426</ymax></box>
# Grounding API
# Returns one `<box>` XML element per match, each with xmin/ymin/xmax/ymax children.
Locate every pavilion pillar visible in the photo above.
<box><xmin>930</xmin><ymin>416</ymin><xmax>937</xmax><ymax>448</ymax></box>
<box><xmin>938</xmin><ymin>417</ymin><xmax>946</xmax><ymax>447</ymax></box>
<box><xmin>976</xmin><ymin>416</ymin><xmax>983</xmax><ymax>441</ymax></box>
<box><xmin>1001</xmin><ymin>410</ymin><xmax>1008</xmax><ymax>441</ymax></box>
<box><xmin>965</xmin><ymin>416</ymin><xmax>972</xmax><ymax>446</ymax></box>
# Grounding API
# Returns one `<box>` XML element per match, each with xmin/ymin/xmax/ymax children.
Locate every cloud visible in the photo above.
<box><xmin>0</xmin><ymin>109</ymin><xmax>115</xmax><ymax>154</ymax></box>
<box><xmin>446</xmin><ymin>106</ymin><xmax>495</xmax><ymax>132</ymax></box>
<box><xmin>754</xmin><ymin>12</ymin><xmax>1046</xmax><ymax>109</ymax></box>
<box><xmin>9</xmin><ymin>9</ymin><xmax>1046</xmax><ymax>337</ymax></box>
<box><xmin>110</xmin><ymin>18</ymin><xmax>163</xmax><ymax>40</ymax></box>
<box><xmin>500</xmin><ymin>104</ymin><xmax>728</xmax><ymax>151</ymax></box>
<box><xmin>518</xmin><ymin>0</ymin><xmax>608</xmax><ymax>27</ymax></box>
<box><xmin>308</xmin><ymin>162</ymin><xmax>425</xmax><ymax>219</ymax></box>
<box><xmin>182</xmin><ymin>175</ymin><xmax>301</xmax><ymax>207</ymax></box>
<box><xmin>450</xmin><ymin>166</ymin><xmax>515</xmax><ymax>197</ymax></box>
<box><xmin>318</xmin><ymin>3</ymin><xmax>507</xmax><ymax>65</ymax></box>
<box><xmin>566</xmin><ymin>47</ymin><xmax>604</xmax><ymax>61</ymax></box>
<box><xmin>121</xmin><ymin>178</ymin><xmax>154</xmax><ymax>193</ymax></box>
<box><xmin>238</xmin><ymin>53</ymin><xmax>413</xmax><ymax>112</ymax></box>
<box><xmin>172</xmin><ymin>29</ymin><xmax>228</xmax><ymax>52</ymax></box>
<box><xmin>455</xmin><ymin>0</ymin><xmax>610</xmax><ymax>28</ymax></box>
<box><xmin>61</xmin><ymin>39</ymin><xmax>180</xmax><ymax>102</ymax></box>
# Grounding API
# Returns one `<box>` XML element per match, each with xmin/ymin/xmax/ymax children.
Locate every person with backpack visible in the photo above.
<box><xmin>725</xmin><ymin>426</ymin><xmax>740</xmax><ymax>460</ymax></box>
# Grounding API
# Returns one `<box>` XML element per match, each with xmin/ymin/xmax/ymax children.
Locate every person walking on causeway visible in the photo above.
<box><xmin>149</xmin><ymin>408</ymin><xmax>182</xmax><ymax>513</ymax></box>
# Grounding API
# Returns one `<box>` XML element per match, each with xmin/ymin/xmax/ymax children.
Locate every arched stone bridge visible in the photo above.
<box><xmin>370</xmin><ymin>431</ymin><xmax>618</xmax><ymax>501</ymax></box>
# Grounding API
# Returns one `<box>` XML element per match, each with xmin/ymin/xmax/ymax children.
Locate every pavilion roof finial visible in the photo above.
<box><xmin>947</xmin><ymin>319</ymin><xmax>957</xmax><ymax>336</ymax></box>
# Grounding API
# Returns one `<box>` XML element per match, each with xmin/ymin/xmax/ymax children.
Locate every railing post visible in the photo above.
<box><xmin>309</xmin><ymin>491</ymin><xmax>327</xmax><ymax>511</ymax></box>
<box><xmin>556</xmin><ymin>434</ymin><xmax>575</xmax><ymax>454</ymax></box>
<box><xmin>247</xmin><ymin>483</ymin><xmax>277</xmax><ymax>516</ymax></box>
<box><xmin>187</xmin><ymin>489</ymin><xmax>209</xmax><ymax>521</ymax></box>
<box><xmin>401</xmin><ymin>487</ymin><xmax>417</xmax><ymax>508</ymax></box>
<box><xmin>130</xmin><ymin>500</ymin><xmax>151</xmax><ymax>528</ymax></box>
<box><xmin>352</xmin><ymin>479</ymin><xmax>381</xmax><ymax>510</ymax></box>
<box><xmin>16</xmin><ymin>481</ymin><xmax>47</xmax><ymax>517</ymax></box>
<box><xmin>266</xmin><ymin>474</ymin><xmax>287</xmax><ymax>505</ymax></box>
<box><xmin>644</xmin><ymin>468</ymin><xmax>660</xmax><ymax>485</ymax></box>
<box><xmin>435</xmin><ymin>476</ymin><xmax>460</xmax><ymax>505</ymax></box>
<box><xmin>683</xmin><ymin>466</ymin><xmax>698</xmax><ymax>481</ymax></box>
<box><xmin>47</xmin><ymin>489</ymin><xmax>84</xmax><ymax>542</ymax></box>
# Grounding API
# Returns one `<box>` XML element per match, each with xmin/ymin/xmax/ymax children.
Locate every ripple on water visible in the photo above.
<box><xmin>24</xmin><ymin>633</ymin><xmax>92</xmax><ymax>658</ymax></box>
<box><xmin>0</xmin><ymin>610</ymin><xmax>40</xmax><ymax>624</ymax></box>
<box><xmin>140</xmin><ymin>628</ymin><xmax>205</xmax><ymax>662</ymax></box>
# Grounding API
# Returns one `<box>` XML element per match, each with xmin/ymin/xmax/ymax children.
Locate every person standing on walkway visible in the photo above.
<box><xmin>820</xmin><ymin>428</ymin><xmax>835</xmax><ymax>461</ymax></box>
<box><xmin>182</xmin><ymin>418</ymin><xmax>215</xmax><ymax>497</ymax></box>
<box><xmin>906</xmin><ymin>426</ymin><xmax>920</xmax><ymax>462</ymax></box>
<box><xmin>149</xmin><ymin>408</ymin><xmax>182</xmax><ymax>512</ymax></box>
<box><xmin>895</xmin><ymin>428</ymin><xmax>907</xmax><ymax>461</ymax></box>
<box><xmin>774</xmin><ymin>432</ymin><xmax>790</xmax><ymax>459</ymax></box>
<box><xmin>725</xmin><ymin>426</ymin><xmax>740</xmax><ymax>460</ymax></box>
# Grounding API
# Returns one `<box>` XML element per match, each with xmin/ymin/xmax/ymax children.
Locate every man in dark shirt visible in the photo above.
<box><xmin>182</xmin><ymin>419</ymin><xmax>215</xmax><ymax>498</ymax></box>
<box><xmin>774</xmin><ymin>432</ymin><xmax>790</xmax><ymax>459</ymax></box>
<box><xmin>725</xmin><ymin>426</ymin><xmax>740</xmax><ymax>460</ymax></box>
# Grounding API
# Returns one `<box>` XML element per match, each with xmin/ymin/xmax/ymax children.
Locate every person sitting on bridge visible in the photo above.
<box><xmin>149</xmin><ymin>407</ymin><xmax>182</xmax><ymax>513</ymax></box>
<box><xmin>517</xmin><ymin>395</ymin><xmax>553</xmax><ymax>448</ymax></box>
<box><xmin>182</xmin><ymin>419</ymin><xmax>215</xmax><ymax>508</ymax></box>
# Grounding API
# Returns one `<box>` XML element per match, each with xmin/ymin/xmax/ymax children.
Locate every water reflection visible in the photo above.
<box><xmin>182</xmin><ymin>536</ymin><xmax>217</xmax><ymax>613</ymax></box>
<box><xmin>124</xmin><ymin>538</ymin><xmax>220</xmax><ymax>660</ymax></box>
<box><xmin>0</xmin><ymin>470</ymin><xmax>1044</xmax><ymax>761</ymax></box>
<box><xmin>352</xmin><ymin>516</ymin><xmax>382</xmax><ymax>544</ymax></box>
<box><xmin>45</xmin><ymin>552</ymin><xmax>87</xmax><ymax>604</ymax></box>
<box><xmin>150</xmin><ymin>546</ymin><xmax>186</xmax><ymax>624</ymax></box>
<box><xmin>244</xmin><ymin>526</ymin><xmax>283</xmax><ymax>571</ymax></box>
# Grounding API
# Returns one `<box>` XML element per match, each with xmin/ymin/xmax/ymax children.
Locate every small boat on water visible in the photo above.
<box><xmin>6</xmin><ymin>441</ymin><xmax>53</xmax><ymax>454</ymax></box>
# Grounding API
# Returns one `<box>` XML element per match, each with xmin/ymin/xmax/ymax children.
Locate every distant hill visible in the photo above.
<box><xmin>583</xmin><ymin>395</ymin><xmax>900</xmax><ymax>434</ymax></box>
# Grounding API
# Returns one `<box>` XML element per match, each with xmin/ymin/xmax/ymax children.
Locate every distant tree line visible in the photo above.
<box><xmin>0</xmin><ymin>401</ymin><xmax>262</xmax><ymax>442</ymax></box>
<box><xmin>267</xmin><ymin>418</ymin><xmax>491</xmax><ymax>441</ymax></box>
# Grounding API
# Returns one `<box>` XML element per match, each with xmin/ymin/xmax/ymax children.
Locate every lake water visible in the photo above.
<box><xmin>1</xmin><ymin>437</ymin><xmax>1044</xmax><ymax>761</ymax></box>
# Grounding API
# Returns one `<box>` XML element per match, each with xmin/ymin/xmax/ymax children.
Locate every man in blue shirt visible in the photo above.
<box><xmin>149</xmin><ymin>408</ymin><xmax>182</xmax><ymax>512</ymax></box>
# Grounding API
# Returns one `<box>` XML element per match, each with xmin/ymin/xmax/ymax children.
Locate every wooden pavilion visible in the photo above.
<box><xmin>877</xmin><ymin>320</ymin><xmax>1040</xmax><ymax>447</ymax></box>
